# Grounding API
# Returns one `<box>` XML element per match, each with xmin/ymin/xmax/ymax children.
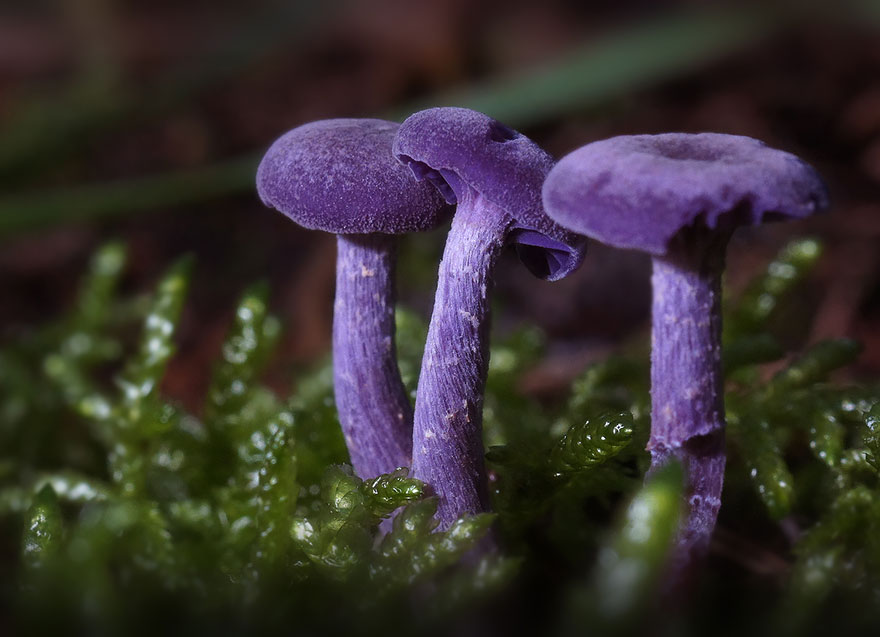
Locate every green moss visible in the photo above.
<box><xmin>0</xmin><ymin>237</ymin><xmax>877</xmax><ymax>634</ymax></box>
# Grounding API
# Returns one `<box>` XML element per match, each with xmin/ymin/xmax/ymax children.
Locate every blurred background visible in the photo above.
<box><xmin>1</xmin><ymin>0</ymin><xmax>879</xmax><ymax>410</ymax></box>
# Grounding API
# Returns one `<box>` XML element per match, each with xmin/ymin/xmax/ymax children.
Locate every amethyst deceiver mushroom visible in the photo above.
<box><xmin>393</xmin><ymin>107</ymin><xmax>587</xmax><ymax>528</ymax></box>
<box><xmin>256</xmin><ymin>118</ymin><xmax>450</xmax><ymax>479</ymax></box>
<box><xmin>542</xmin><ymin>132</ymin><xmax>828</xmax><ymax>566</ymax></box>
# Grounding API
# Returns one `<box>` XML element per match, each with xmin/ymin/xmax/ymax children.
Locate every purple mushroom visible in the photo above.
<box><xmin>542</xmin><ymin>132</ymin><xmax>828</xmax><ymax>568</ymax></box>
<box><xmin>393</xmin><ymin>107</ymin><xmax>586</xmax><ymax>528</ymax></box>
<box><xmin>257</xmin><ymin>118</ymin><xmax>450</xmax><ymax>479</ymax></box>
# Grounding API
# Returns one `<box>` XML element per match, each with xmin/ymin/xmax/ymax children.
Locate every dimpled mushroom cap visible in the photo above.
<box><xmin>393</xmin><ymin>107</ymin><xmax>586</xmax><ymax>281</ymax></box>
<box><xmin>256</xmin><ymin>118</ymin><xmax>450</xmax><ymax>234</ymax></box>
<box><xmin>543</xmin><ymin>132</ymin><xmax>829</xmax><ymax>255</ymax></box>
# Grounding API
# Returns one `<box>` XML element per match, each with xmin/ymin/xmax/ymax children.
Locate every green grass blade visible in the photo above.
<box><xmin>0</xmin><ymin>155</ymin><xmax>259</xmax><ymax>238</ymax></box>
<box><xmin>0</xmin><ymin>7</ymin><xmax>784</xmax><ymax>238</ymax></box>
<box><xmin>392</xmin><ymin>8</ymin><xmax>779</xmax><ymax>126</ymax></box>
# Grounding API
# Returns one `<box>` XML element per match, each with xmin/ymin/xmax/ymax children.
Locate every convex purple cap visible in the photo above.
<box><xmin>257</xmin><ymin>118</ymin><xmax>450</xmax><ymax>234</ymax></box>
<box><xmin>393</xmin><ymin>107</ymin><xmax>586</xmax><ymax>280</ymax></box>
<box><xmin>543</xmin><ymin>132</ymin><xmax>829</xmax><ymax>254</ymax></box>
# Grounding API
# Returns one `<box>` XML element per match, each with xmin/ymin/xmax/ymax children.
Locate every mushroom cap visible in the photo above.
<box><xmin>256</xmin><ymin>118</ymin><xmax>450</xmax><ymax>235</ymax></box>
<box><xmin>543</xmin><ymin>133</ymin><xmax>829</xmax><ymax>256</ymax></box>
<box><xmin>392</xmin><ymin>107</ymin><xmax>586</xmax><ymax>281</ymax></box>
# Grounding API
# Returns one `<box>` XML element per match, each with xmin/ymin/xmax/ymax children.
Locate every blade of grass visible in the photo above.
<box><xmin>0</xmin><ymin>6</ymin><xmax>790</xmax><ymax>238</ymax></box>
<box><xmin>0</xmin><ymin>0</ymin><xmax>341</xmax><ymax>184</ymax></box>
<box><xmin>389</xmin><ymin>7</ymin><xmax>779</xmax><ymax>126</ymax></box>
<box><xmin>0</xmin><ymin>155</ymin><xmax>259</xmax><ymax>236</ymax></box>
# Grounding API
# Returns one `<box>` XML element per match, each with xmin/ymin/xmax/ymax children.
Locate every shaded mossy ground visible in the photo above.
<box><xmin>0</xmin><ymin>238</ymin><xmax>878</xmax><ymax>636</ymax></box>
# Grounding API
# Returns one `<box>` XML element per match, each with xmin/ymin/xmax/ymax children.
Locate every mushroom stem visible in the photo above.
<box><xmin>648</xmin><ymin>229</ymin><xmax>729</xmax><ymax>566</ymax></box>
<box><xmin>333</xmin><ymin>233</ymin><xmax>412</xmax><ymax>479</ymax></box>
<box><xmin>413</xmin><ymin>191</ymin><xmax>510</xmax><ymax>529</ymax></box>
